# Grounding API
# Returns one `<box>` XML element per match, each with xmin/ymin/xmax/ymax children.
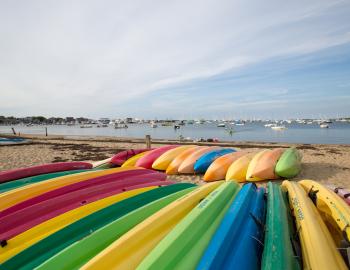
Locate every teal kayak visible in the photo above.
<box><xmin>275</xmin><ymin>148</ymin><xmax>302</xmax><ymax>178</ymax></box>
<box><xmin>0</xmin><ymin>183</ymin><xmax>195</xmax><ymax>270</ymax></box>
<box><xmin>261</xmin><ymin>182</ymin><xmax>301</xmax><ymax>270</ymax></box>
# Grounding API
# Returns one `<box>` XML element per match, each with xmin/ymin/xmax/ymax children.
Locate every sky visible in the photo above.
<box><xmin>0</xmin><ymin>0</ymin><xmax>350</xmax><ymax>119</ymax></box>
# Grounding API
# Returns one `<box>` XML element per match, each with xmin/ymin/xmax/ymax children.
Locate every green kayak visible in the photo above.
<box><xmin>0</xmin><ymin>170</ymin><xmax>90</xmax><ymax>194</ymax></box>
<box><xmin>37</xmin><ymin>187</ymin><xmax>196</xmax><ymax>270</ymax></box>
<box><xmin>0</xmin><ymin>183</ymin><xmax>195</xmax><ymax>270</ymax></box>
<box><xmin>261</xmin><ymin>182</ymin><xmax>301</xmax><ymax>270</ymax></box>
<box><xmin>137</xmin><ymin>181</ymin><xmax>240</xmax><ymax>270</ymax></box>
<box><xmin>275</xmin><ymin>148</ymin><xmax>302</xmax><ymax>178</ymax></box>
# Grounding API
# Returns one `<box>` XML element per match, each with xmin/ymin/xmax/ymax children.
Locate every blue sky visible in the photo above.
<box><xmin>0</xmin><ymin>0</ymin><xmax>350</xmax><ymax>119</ymax></box>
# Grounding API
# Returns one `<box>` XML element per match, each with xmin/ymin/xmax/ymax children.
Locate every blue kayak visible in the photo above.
<box><xmin>194</xmin><ymin>148</ymin><xmax>235</xmax><ymax>173</ymax></box>
<box><xmin>196</xmin><ymin>183</ymin><xmax>266</xmax><ymax>270</ymax></box>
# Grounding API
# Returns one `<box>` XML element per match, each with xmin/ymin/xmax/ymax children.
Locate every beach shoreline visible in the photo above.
<box><xmin>1</xmin><ymin>133</ymin><xmax>350</xmax><ymax>188</ymax></box>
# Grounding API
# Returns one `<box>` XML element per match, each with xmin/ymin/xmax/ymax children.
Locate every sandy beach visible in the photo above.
<box><xmin>1</xmin><ymin>134</ymin><xmax>349</xmax><ymax>188</ymax></box>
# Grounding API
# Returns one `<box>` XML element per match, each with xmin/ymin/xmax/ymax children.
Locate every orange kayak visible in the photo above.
<box><xmin>250</xmin><ymin>148</ymin><xmax>285</xmax><ymax>180</ymax></box>
<box><xmin>203</xmin><ymin>152</ymin><xmax>246</xmax><ymax>182</ymax></box>
<box><xmin>166</xmin><ymin>146</ymin><xmax>203</xmax><ymax>175</ymax></box>
<box><xmin>225</xmin><ymin>154</ymin><xmax>253</xmax><ymax>182</ymax></box>
<box><xmin>178</xmin><ymin>147</ymin><xmax>219</xmax><ymax>174</ymax></box>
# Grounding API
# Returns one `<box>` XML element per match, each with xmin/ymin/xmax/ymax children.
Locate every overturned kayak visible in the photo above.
<box><xmin>136</xmin><ymin>146</ymin><xmax>178</xmax><ymax>169</ymax></box>
<box><xmin>122</xmin><ymin>151</ymin><xmax>152</xmax><ymax>167</ymax></box>
<box><xmin>152</xmin><ymin>145</ymin><xmax>195</xmax><ymax>171</ymax></box>
<box><xmin>196</xmin><ymin>183</ymin><xmax>265</xmax><ymax>270</ymax></box>
<box><xmin>246</xmin><ymin>150</ymin><xmax>269</xmax><ymax>181</ymax></box>
<box><xmin>194</xmin><ymin>148</ymin><xmax>235</xmax><ymax>174</ymax></box>
<box><xmin>178</xmin><ymin>147</ymin><xmax>218</xmax><ymax>174</ymax></box>
<box><xmin>275</xmin><ymin>148</ymin><xmax>302</xmax><ymax>178</ymax></box>
<box><xmin>225</xmin><ymin>154</ymin><xmax>252</xmax><ymax>182</ymax></box>
<box><xmin>166</xmin><ymin>146</ymin><xmax>203</xmax><ymax>175</ymax></box>
<box><xmin>110</xmin><ymin>149</ymin><xmax>150</xmax><ymax>166</ymax></box>
<box><xmin>250</xmin><ymin>148</ymin><xmax>285</xmax><ymax>180</ymax></box>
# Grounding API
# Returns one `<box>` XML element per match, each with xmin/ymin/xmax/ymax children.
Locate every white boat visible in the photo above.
<box><xmin>80</xmin><ymin>125</ymin><xmax>93</xmax><ymax>128</ymax></box>
<box><xmin>271</xmin><ymin>125</ymin><xmax>287</xmax><ymax>130</ymax></box>
<box><xmin>264</xmin><ymin>123</ymin><xmax>274</xmax><ymax>127</ymax></box>
<box><xmin>150</xmin><ymin>121</ymin><xmax>158</xmax><ymax>128</ymax></box>
<box><xmin>320</xmin><ymin>124</ymin><xmax>329</xmax><ymax>128</ymax></box>
<box><xmin>114</xmin><ymin>123</ymin><xmax>128</xmax><ymax>129</ymax></box>
<box><xmin>217</xmin><ymin>123</ymin><xmax>226</xmax><ymax>127</ymax></box>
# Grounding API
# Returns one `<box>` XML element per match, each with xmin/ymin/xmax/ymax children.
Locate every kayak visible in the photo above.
<box><xmin>0</xmin><ymin>162</ymin><xmax>92</xmax><ymax>184</ymax></box>
<box><xmin>152</xmin><ymin>145</ymin><xmax>195</xmax><ymax>171</ymax></box>
<box><xmin>166</xmin><ymin>146</ymin><xmax>202</xmax><ymax>175</ymax></box>
<box><xmin>0</xmin><ymin>167</ymin><xmax>141</xmax><ymax>212</ymax></box>
<box><xmin>0</xmin><ymin>185</ymin><xmax>159</xmax><ymax>264</ymax></box>
<box><xmin>0</xmin><ymin>174</ymin><xmax>167</xmax><ymax>240</ymax></box>
<box><xmin>122</xmin><ymin>151</ymin><xmax>152</xmax><ymax>167</ymax></box>
<box><xmin>250</xmin><ymin>148</ymin><xmax>285</xmax><ymax>180</ymax></box>
<box><xmin>300</xmin><ymin>180</ymin><xmax>350</xmax><ymax>245</ymax></box>
<box><xmin>136</xmin><ymin>146</ymin><xmax>178</xmax><ymax>169</ymax></box>
<box><xmin>0</xmin><ymin>183</ymin><xmax>195</xmax><ymax>270</ymax></box>
<box><xmin>225</xmin><ymin>154</ymin><xmax>252</xmax><ymax>182</ymax></box>
<box><xmin>91</xmin><ymin>158</ymin><xmax>112</xmax><ymax>168</ymax></box>
<box><xmin>275</xmin><ymin>148</ymin><xmax>302</xmax><ymax>178</ymax></box>
<box><xmin>203</xmin><ymin>151</ymin><xmax>246</xmax><ymax>182</ymax></box>
<box><xmin>0</xmin><ymin>170</ymin><xmax>89</xmax><ymax>194</ymax></box>
<box><xmin>81</xmin><ymin>181</ymin><xmax>224</xmax><ymax>270</ymax></box>
<box><xmin>281</xmin><ymin>181</ymin><xmax>347</xmax><ymax>270</ymax></box>
<box><xmin>137</xmin><ymin>181</ymin><xmax>240</xmax><ymax>270</ymax></box>
<box><xmin>329</xmin><ymin>186</ymin><xmax>350</xmax><ymax>206</ymax></box>
<box><xmin>246</xmin><ymin>150</ymin><xmax>269</xmax><ymax>181</ymax></box>
<box><xmin>110</xmin><ymin>149</ymin><xmax>151</xmax><ymax>166</ymax></box>
<box><xmin>196</xmin><ymin>183</ymin><xmax>265</xmax><ymax>270</ymax></box>
<box><xmin>194</xmin><ymin>148</ymin><xmax>236</xmax><ymax>174</ymax></box>
<box><xmin>178</xmin><ymin>147</ymin><xmax>219</xmax><ymax>174</ymax></box>
<box><xmin>37</xmin><ymin>187</ymin><xmax>197</xmax><ymax>270</ymax></box>
<box><xmin>261</xmin><ymin>182</ymin><xmax>301</xmax><ymax>270</ymax></box>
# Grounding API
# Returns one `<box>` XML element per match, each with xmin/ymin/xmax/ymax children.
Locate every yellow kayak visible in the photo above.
<box><xmin>246</xmin><ymin>150</ymin><xmax>269</xmax><ymax>181</ymax></box>
<box><xmin>299</xmin><ymin>179</ymin><xmax>350</xmax><ymax>245</ymax></box>
<box><xmin>81</xmin><ymin>181</ymin><xmax>223</xmax><ymax>270</ymax></box>
<box><xmin>152</xmin><ymin>145</ymin><xmax>195</xmax><ymax>171</ymax></box>
<box><xmin>122</xmin><ymin>151</ymin><xmax>151</xmax><ymax>167</ymax></box>
<box><xmin>166</xmin><ymin>146</ymin><xmax>202</xmax><ymax>175</ymax></box>
<box><xmin>0</xmin><ymin>167</ymin><xmax>139</xmax><ymax>212</ymax></box>
<box><xmin>0</xmin><ymin>186</ymin><xmax>155</xmax><ymax>263</ymax></box>
<box><xmin>225</xmin><ymin>153</ymin><xmax>252</xmax><ymax>182</ymax></box>
<box><xmin>281</xmin><ymin>181</ymin><xmax>347</xmax><ymax>270</ymax></box>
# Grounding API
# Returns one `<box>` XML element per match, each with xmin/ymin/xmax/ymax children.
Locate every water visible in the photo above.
<box><xmin>1</xmin><ymin>122</ymin><xmax>350</xmax><ymax>144</ymax></box>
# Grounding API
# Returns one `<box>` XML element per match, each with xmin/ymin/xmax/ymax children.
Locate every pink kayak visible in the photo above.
<box><xmin>136</xmin><ymin>145</ymin><xmax>179</xmax><ymax>169</ymax></box>
<box><xmin>110</xmin><ymin>149</ymin><xmax>152</xmax><ymax>166</ymax></box>
<box><xmin>0</xmin><ymin>169</ymin><xmax>161</xmax><ymax>219</ymax></box>
<box><xmin>0</xmin><ymin>162</ymin><xmax>93</xmax><ymax>184</ymax></box>
<box><xmin>333</xmin><ymin>187</ymin><xmax>350</xmax><ymax>206</ymax></box>
<box><xmin>0</xmin><ymin>176</ymin><xmax>168</xmax><ymax>240</ymax></box>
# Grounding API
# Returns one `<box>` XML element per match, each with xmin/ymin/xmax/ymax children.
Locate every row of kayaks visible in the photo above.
<box><xmin>0</xmin><ymin>164</ymin><xmax>349</xmax><ymax>269</ymax></box>
<box><xmin>97</xmin><ymin>145</ymin><xmax>302</xmax><ymax>181</ymax></box>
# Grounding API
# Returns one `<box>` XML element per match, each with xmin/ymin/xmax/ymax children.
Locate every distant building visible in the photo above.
<box><xmin>126</xmin><ymin>118</ymin><xmax>134</xmax><ymax>123</ymax></box>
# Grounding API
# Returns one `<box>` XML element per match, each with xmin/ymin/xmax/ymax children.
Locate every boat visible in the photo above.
<box><xmin>178</xmin><ymin>147</ymin><xmax>219</xmax><ymax>174</ymax></box>
<box><xmin>271</xmin><ymin>125</ymin><xmax>287</xmax><ymax>130</ymax></box>
<box><xmin>275</xmin><ymin>148</ymin><xmax>302</xmax><ymax>178</ymax></box>
<box><xmin>194</xmin><ymin>148</ymin><xmax>235</xmax><ymax>174</ymax></box>
<box><xmin>225</xmin><ymin>154</ymin><xmax>252</xmax><ymax>182</ymax></box>
<box><xmin>173</xmin><ymin>124</ymin><xmax>180</xmax><ymax>129</ymax></box>
<box><xmin>196</xmin><ymin>184</ymin><xmax>265</xmax><ymax>270</ymax></box>
<box><xmin>246</xmin><ymin>150</ymin><xmax>269</xmax><ymax>181</ymax></box>
<box><xmin>152</xmin><ymin>145</ymin><xmax>195</xmax><ymax>171</ymax></box>
<box><xmin>320</xmin><ymin>123</ymin><xmax>329</xmax><ymax>128</ymax></box>
<box><xmin>330</xmin><ymin>186</ymin><xmax>350</xmax><ymax>206</ymax></box>
<box><xmin>121</xmin><ymin>151</ymin><xmax>152</xmax><ymax>167</ymax></box>
<box><xmin>281</xmin><ymin>181</ymin><xmax>347</xmax><ymax>270</ymax></box>
<box><xmin>166</xmin><ymin>146</ymin><xmax>203</xmax><ymax>175</ymax></box>
<box><xmin>110</xmin><ymin>149</ymin><xmax>150</xmax><ymax>166</ymax></box>
<box><xmin>135</xmin><ymin>145</ymin><xmax>178</xmax><ymax>169</ymax></box>
<box><xmin>137</xmin><ymin>182</ymin><xmax>240</xmax><ymax>270</ymax></box>
<box><xmin>261</xmin><ymin>182</ymin><xmax>301</xmax><ymax>270</ymax></box>
<box><xmin>80</xmin><ymin>125</ymin><xmax>93</xmax><ymax>128</ymax></box>
<box><xmin>114</xmin><ymin>123</ymin><xmax>128</xmax><ymax>129</ymax></box>
<box><xmin>264</xmin><ymin>123</ymin><xmax>274</xmax><ymax>127</ymax></box>
<box><xmin>81</xmin><ymin>182</ymin><xmax>224</xmax><ymax>270</ymax></box>
<box><xmin>217</xmin><ymin>123</ymin><xmax>226</xmax><ymax>127</ymax></box>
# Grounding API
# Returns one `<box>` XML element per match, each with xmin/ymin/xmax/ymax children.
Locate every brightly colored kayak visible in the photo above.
<box><xmin>281</xmin><ymin>181</ymin><xmax>347</xmax><ymax>270</ymax></box>
<box><xmin>331</xmin><ymin>186</ymin><xmax>350</xmax><ymax>206</ymax></box>
<box><xmin>110</xmin><ymin>149</ymin><xmax>151</xmax><ymax>166</ymax></box>
<box><xmin>178</xmin><ymin>147</ymin><xmax>219</xmax><ymax>174</ymax></box>
<box><xmin>152</xmin><ymin>145</ymin><xmax>195</xmax><ymax>171</ymax></box>
<box><xmin>0</xmin><ymin>185</ymin><xmax>159</xmax><ymax>264</ymax></box>
<box><xmin>0</xmin><ymin>167</ymin><xmax>141</xmax><ymax>212</ymax></box>
<box><xmin>0</xmin><ymin>162</ymin><xmax>92</xmax><ymax>184</ymax></box>
<box><xmin>300</xmin><ymin>180</ymin><xmax>350</xmax><ymax>245</ymax></box>
<box><xmin>246</xmin><ymin>150</ymin><xmax>269</xmax><ymax>181</ymax></box>
<box><xmin>137</xmin><ymin>181</ymin><xmax>240</xmax><ymax>270</ymax></box>
<box><xmin>275</xmin><ymin>148</ymin><xmax>302</xmax><ymax>178</ymax></box>
<box><xmin>203</xmin><ymin>151</ymin><xmax>246</xmax><ymax>181</ymax></box>
<box><xmin>166</xmin><ymin>146</ymin><xmax>203</xmax><ymax>175</ymax></box>
<box><xmin>196</xmin><ymin>183</ymin><xmax>265</xmax><ymax>270</ymax></box>
<box><xmin>136</xmin><ymin>146</ymin><xmax>178</xmax><ymax>169</ymax></box>
<box><xmin>0</xmin><ymin>169</ymin><xmax>90</xmax><ymax>194</ymax></box>
<box><xmin>121</xmin><ymin>151</ymin><xmax>152</xmax><ymax>167</ymax></box>
<box><xmin>37</xmin><ymin>186</ymin><xmax>197</xmax><ymax>270</ymax></box>
<box><xmin>250</xmin><ymin>148</ymin><xmax>285</xmax><ymax>180</ymax></box>
<box><xmin>91</xmin><ymin>158</ymin><xmax>112</xmax><ymax>168</ymax></box>
<box><xmin>0</xmin><ymin>183</ymin><xmax>195</xmax><ymax>270</ymax></box>
<box><xmin>261</xmin><ymin>182</ymin><xmax>301</xmax><ymax>270</ymax></box>
<box><xmin>0</xmin><ymin>173</ymin><xmax>167</xmax><ymax>240</ymax></box>
<box><xmin>225</xmin><ymin>154</ymin><xmax>252</xmax><ymax>182</ymax></box>
<box><xmin>81</xmin><ymin>181</ymin><xmax>223</xmax><ymax>270</ymax></box>
<box><xmin>194</xmin><ymin>148</ymin><xmax>235</xmax><ymax>174</ymax></box>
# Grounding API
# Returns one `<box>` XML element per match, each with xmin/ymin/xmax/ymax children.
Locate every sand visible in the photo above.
<box><xmin>0</xmin><ymin>135</ymin><xmax>350</xmax><ymax>188</ymax></box>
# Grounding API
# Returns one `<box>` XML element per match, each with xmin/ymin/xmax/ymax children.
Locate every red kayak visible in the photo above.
<box><xmin>135</xmin><ymin>145</ymin><xmax>178</xmax><ymax>169</ymax></box>
<box><xmin>0</xmin><ymin>162</ymin><xmax>92</xmax><ymax>184</ymax></box>
<box><xmin>0</xmin><ymin>169</ymin><xmax>162</xmax><ymax>219</ymax></box>
<box><xmin>333</xmin><ymin>187</ymin><xmax>350</xmax><ymax>206</ymax></box>
<box><xmin>0</xmin><ymin>176</ymin><xmax>169</xmax><ymax>240</ymax></box>
<box><xmin>110</xmin><ymin>149</ymin><xmax>151</xmax><ymax>166</ymax></box>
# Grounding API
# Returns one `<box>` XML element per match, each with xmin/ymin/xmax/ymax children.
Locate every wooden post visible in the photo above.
<box><xmin>45</xmin><ymin>127</ymin><xmax>48</xmax><ymax>137</ymax></box>
<box><xmin>145</xmin><ymin>135</ymin><xmax>151</xmax><ymax>149</ymax></box>
<box><xmin>11</xmin><ymin>127</ymin><xmax>16</xmax><ymax>135</ymax></box>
